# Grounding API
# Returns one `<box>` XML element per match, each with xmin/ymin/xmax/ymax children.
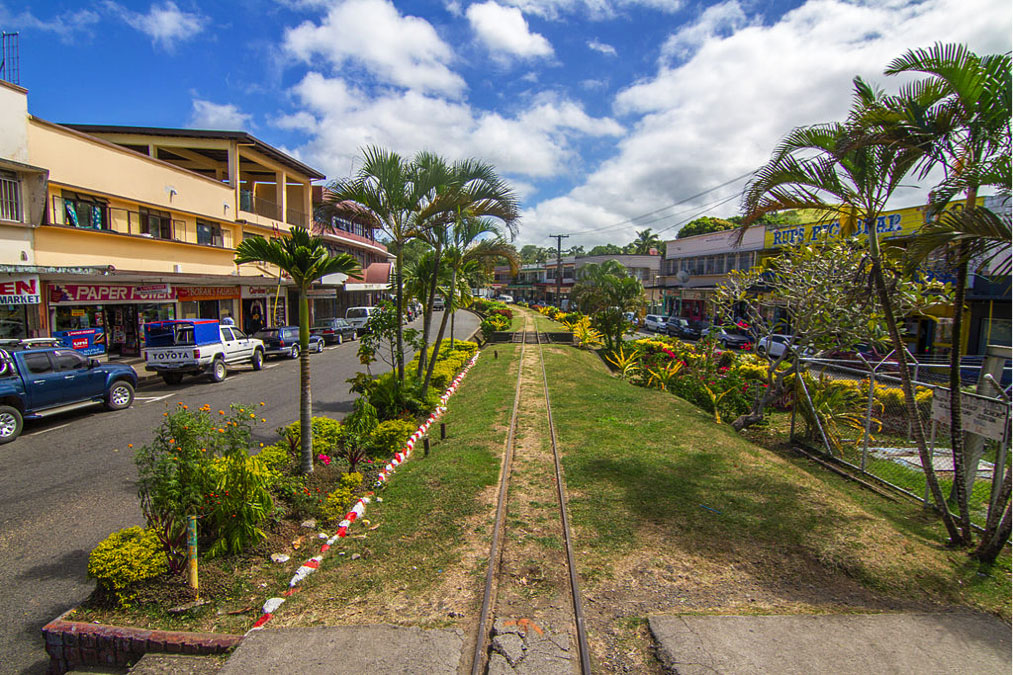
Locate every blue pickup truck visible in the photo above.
<box><xmin>0</xmin><ymin>343</ymin><xmax>138</xmax><ymax>444</ymax></box>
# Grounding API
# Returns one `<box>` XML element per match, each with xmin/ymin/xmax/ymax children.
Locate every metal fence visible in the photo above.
<box><xmin>790</xmin><ymin>358</ymin><xmax>1010</xmax><ymax>527</ymax></box>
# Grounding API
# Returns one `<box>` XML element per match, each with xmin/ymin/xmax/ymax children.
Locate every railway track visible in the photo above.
<box><xmin>471</xmin><ymin>325</ymin><xmax>591</xmax><ymax>674</ymax></box>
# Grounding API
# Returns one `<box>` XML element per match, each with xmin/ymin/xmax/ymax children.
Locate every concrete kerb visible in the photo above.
<box><xmin>245</xmin><ymin>350</ymin><xmax>482</xmax><ymax>633</ymax></box>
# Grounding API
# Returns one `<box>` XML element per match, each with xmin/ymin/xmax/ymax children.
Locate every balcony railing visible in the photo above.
<box><xmin>48</xmin><ymin>196</ymin><xmax>233</xmax><ymax>249</ymax></box>
<box><xmin>240</xmin><ymin>190</ymin><xmax>308</xmax><ymax>228</ymax></box>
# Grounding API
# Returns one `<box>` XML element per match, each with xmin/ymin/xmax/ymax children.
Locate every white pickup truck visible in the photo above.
<box><xmin>143</xmin><ymin>319</ymin><xmax>264</xmax><ymax>385</ymax></box>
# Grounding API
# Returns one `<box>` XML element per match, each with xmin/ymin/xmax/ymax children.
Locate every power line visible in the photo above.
<box><xmin>560</xmin><ymin>169</ymin><xmax>754</xmax><ymax>237</ymax></box>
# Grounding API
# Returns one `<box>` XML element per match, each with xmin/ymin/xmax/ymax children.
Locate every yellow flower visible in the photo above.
<box><xmin>259</xmin><ymin>402</ymin><xmax>265</xmax><ymax>406</ymax></box>
<box><xmin>261</xmin><ymin>418</ymin><xmax>266</xmax><ymax>422</ymax></box>
<box><xmin>250</xmin><ymin>413</ymin><xmax>256</xmax><ymax>418</ymax></box>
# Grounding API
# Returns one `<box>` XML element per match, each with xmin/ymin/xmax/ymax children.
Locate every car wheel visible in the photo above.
<box><xmin>251</xmin><ymin>349</ymin><xmax>264</xmax><ymax>371</ymax></box>
<box><xmin>0</xmin><ymin>405</ymin><xmax>23</xmax><ymax>444</ymax></box>
<box><xmin>106</xmin><ymin>381</ymin><xmax>134</xmax><ymax>410</ymax></box>
<box><xmin>290</xmin><ymin>345</ymin><xmax>300</xmax><ymax>359</ymax></box>
<box><xmin>314</xmin><ymin>340</ymin><xmax>323</xmax><ymax>353</ymax></box>
<box><xmin>756</xmin><ymin>345</ymin><xmax>766</xmax><ymax>356</ymax></box>
<box><xmin>209</xmin><ymin>357</ymin><xmax>227</xmax><ymax>383</ymax></box>
<box><xmin>336</xmin><ymin>333</ymin><xmax>343</xmax><ymax>345</ymax></box>
<box><xmin>162</xmin><ymin>372</ymin><xmax>184</xmax><ymax>385</ymax></box>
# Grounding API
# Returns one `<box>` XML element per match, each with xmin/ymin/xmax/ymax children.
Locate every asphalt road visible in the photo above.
<box><xmin>0</xmin><ymin>310</ymin><xmax>479</xmax><ymax>675</ymax></box>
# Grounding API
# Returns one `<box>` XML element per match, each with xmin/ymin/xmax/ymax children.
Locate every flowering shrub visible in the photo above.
<box><xmin>321</xmin><ymin>472</ymin><xmax>364</xmax><ymax>521</ymax></box>
<box><xmin>480</xmin><ymin>314</ymin><xmax>510</xmax><ymax>339</ymax></box>
<box><xmin>370</xmin><ymin>419</ymin><xmax>418</xmax><ymax>458</ymax></box>
<box><xmin>135</xmin><ymin>403</ymin><xmax>270</xmax><ymax>571</ymax></box>
<box><xmin>88</xmin><ymin>527</ymin><xmax>168</xmax><ymax>608</ymax></box>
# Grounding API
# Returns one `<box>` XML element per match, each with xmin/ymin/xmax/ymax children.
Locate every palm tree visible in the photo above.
<box><xmin>422</xmin><ymin>216</ymin><xmax>519</xmax><ymax>389</ymax></box>
<box><xmin>630</xmin><ymin>228</ymin><xmax>662</xmax><ymax>255</ymax></box>
<box><xmin>869</xmin><ymin>44</ymin><xmax>1011</xmax><ymax>550</ymax></box>
<box><xmin>323</xmin><ymin>147</ymin><xmax>443</xmax><ymax>383</ymax></box>
<box><xmin>740</xmin><ymin>77</ymin><xmax>964</xmax><ymax>544</ymax></box>
<box><xmin>412</xmin><ymin>157</ymin><xmax>520</xmax><ymax>381</ymax></box>
<box><xmin>570</xmin><ymin>260</ymin><xmax>645</xmax><ymax>351</ymax></box>
<box><xmin>235</xmin><ymin>228</ymin><xmax>360</xmax><ymax>473</ymax></box>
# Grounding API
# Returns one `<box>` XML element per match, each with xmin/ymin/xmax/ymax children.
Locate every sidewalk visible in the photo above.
<box><xmin>649</xmin><ymin>612</ymin><xmax>1011</xmax><ymax>674</ymax></box>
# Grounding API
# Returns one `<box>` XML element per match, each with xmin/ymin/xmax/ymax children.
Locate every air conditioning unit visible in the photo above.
<box><xmin>174</xmin><ymin>264</ymin><xmax>182</xmax><ymax>273</ymax></box>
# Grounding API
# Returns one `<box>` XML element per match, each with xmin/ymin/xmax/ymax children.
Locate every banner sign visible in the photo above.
<box><xmin>764</xmin><ymin>199</ymin><xmax>984</xmax><ymax>249</ymax></box>
<box><xmin>176</xmin><ymin>286</ymin><xmax>241</xmax><ymax>301</ymax></box>
<box><xmin>49</xmin><ymin>283</ymin><xmax>175</xmax><ymax>304</ymax></box>
<box><xmin>0</xmin><ymin>275</ymin><xmax>40</xmax><ymax>305</ymax></box>
<box><xmin>242</xmin><ymin>285</ymin><xmax>283</xmax><ymax>299</ymax></box>
<box><xmin>52</xmin><ymin>328</ymin><xmax>106</xmax><ymax>355</ymax></box>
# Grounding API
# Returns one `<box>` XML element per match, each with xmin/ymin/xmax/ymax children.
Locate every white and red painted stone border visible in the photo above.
<box><xmin>247</xmin><ymin>351</ymin><xmax>482</xmax><ymax>632</ymax></box>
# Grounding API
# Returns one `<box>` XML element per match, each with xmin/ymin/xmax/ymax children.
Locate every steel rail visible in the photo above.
<box><xmin>471</xmin><ymin>332</ymin><xmax>527</xmax><ymax>675</ymax></box>
<box><xmin>536</xmin><ymin>331</ymin><xmax>592</xmax><ymax>674</ymax></box>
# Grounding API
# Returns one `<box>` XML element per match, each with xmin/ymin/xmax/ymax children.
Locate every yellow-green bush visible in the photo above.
<box><xmin>88</xmin><ymin>527</ymin><xmax>168</xmax><ymax>608</ymax></box>
<box><xmin>370</xmin><ymin>419</ymin><xmax>417</xmax><ymax>456</ymax></box>
<box><xmin>256</xmin><ymin>443</ymin><xmax>292</xmax><ymax>474</ymax></box>
<box><xmin>321</xmin><ymin>472</ymin><xmax>364</xmax><ymax>521</ymax></box>
<box><xmin>279</xmin><ymin>417</ymin><xmax>344</xmax><ymax>456</ymax></box>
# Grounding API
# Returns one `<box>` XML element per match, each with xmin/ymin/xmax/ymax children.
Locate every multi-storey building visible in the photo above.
<box><xmin>658</xmin><ymin>199</ymin><xmax>1011</xmax><ymax>356</ymax></box>
<box><xmin>0</xmin><ymin>80</ymin><xmax>389</xmax><ymax>356</ymax></box>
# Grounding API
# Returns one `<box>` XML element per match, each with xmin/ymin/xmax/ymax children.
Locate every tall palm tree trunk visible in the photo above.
<box><xmin>298</xmin><ymin>288</ymin><xmax>313</xmax><ymax>473</ymax></box>
<box><xmin>869</xmin><ymin>254</ymin><xmax>961</xmax><ymax>543</ymax></box>
<box><xmin>395</xmin><ymin>248</ymin><xmax>405</xmax><ymax>382</ymax></box>
<box><xmin>946</xmin><ymin>247</ymin><xmax>973</xmax><ymax>542</ymax></box>
<box><xmin>424</xmin><ymin>267</ymin><xmax>457</xmax><ymax>390</ymax></box>
<box><xmin>418</xmin><ymin>239</ymin><xmax>443</xmax><ymax>379</ymax></box>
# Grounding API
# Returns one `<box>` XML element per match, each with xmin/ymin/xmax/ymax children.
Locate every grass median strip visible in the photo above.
<box><xmin>537</xmin><ymin>343</ymin><xmax>1010</xmax><ymax>671</ymax></box>
<box><xmin>274</xmin><ymin>344</ymin><xmax>523</xmax><ymax>628</ymax></box>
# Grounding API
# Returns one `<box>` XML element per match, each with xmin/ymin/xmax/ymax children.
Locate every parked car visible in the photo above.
<box><xmin>144</xmin><ymin>319</ymin><xmax>264</xmax><ymax>384</ymax></box>
<box><xmin>623</xmin><ymin>311</ymin><xmax>639</xmax><ymax>328</ymax></box>
<box><xmin>0</xmin><ymin>344</ymin><xmax>138</xmax><ymax>443</ymax></box>
<box><xmin>495</xmin><ymin>294</ymin><xmax>514</xmax><ymax>303</ymax></box>
<box><xmin>701</xmin><ymin>326</ymin><xmax>753</xmax><ymax>350</ymax></box>
<box><xmin>433</xmin><ymin>296</ymin><xmax>446</xmax><ymax>311</ymax></box>
<box><xmin>665</xmin><ymin>317</ymin><xmax>701</xmax><ymax>340</ymax></box>
<box><xmin>310</xmin><ymin>318</ymin><xmax>357</xmax><ymax>345</ymax></box>
<box><xmin>643</xmin><ymin>314</ymin><xmax>668</xmax><ymax>332</ymax></box>
<box><xmin>254</xmin><ymin>326</ymin><xmax>324</xmax><ymax>359</ymax></box>
<box><xmin>345</xmin><ymin>306</ymin><xmax>377</xmax><ymax>333</ymax></box>
<box><xmin>755</xmin><ymin>334</ymin><xmax>812</xmax><ymax>359</ymax></box>
<box><xmin>819</xmin><ymin>343</ymin><xmax>899</xmax><ymax>370</ymax></box>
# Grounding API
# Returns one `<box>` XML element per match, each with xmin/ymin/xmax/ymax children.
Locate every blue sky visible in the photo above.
<box><xmin>3</xmin><ymin>0</ymin><xmax>1010</xmax><ymax>246</ymax></box>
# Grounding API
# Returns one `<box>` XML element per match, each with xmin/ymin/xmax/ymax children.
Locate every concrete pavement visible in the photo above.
<box><xmin>649</xmin><ymin>612</ymin><xmax>1011</xmax><ymax>674</ymax></box>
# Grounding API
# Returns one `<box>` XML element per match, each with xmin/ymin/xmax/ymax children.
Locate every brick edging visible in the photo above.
<box><xmin>42</xmin><ymin>611</ymin><xmax>241</xmax><ymax>674</ymax></box>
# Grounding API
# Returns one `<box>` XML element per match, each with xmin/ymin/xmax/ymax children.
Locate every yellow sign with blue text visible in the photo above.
<box><xmin>763</xmin><ymin>200</ymin><xmax>982</xmax><ymax>249</ymax></box>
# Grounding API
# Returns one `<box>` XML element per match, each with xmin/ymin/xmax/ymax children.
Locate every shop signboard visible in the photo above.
<box><xmin>0</xmin><ymin>275</ymin><xmax>41</xmax><ymax>305</ymax></box>
<box><xmin>242</xmin><ymin>285</ymin><xmax>283</xmax><ymax>299</ymax></box>
<box><xmin>49</xmin><ymin>283</ymin><xmax>175</xmax><ymax>304</ymax></box>
<box><xmin>52</xmin><ymin>328</ymin><xmax>106</xmax><ymax>355</ymax></box>
<box><xmin>763</xmin><ymin>199</ymin><xmax>984</xmax><ymax>249</ymax></box>
<box><xmin>176</xmin><ymin>286</ymin><xmax>241</xmax><ymax>301</ymax></box>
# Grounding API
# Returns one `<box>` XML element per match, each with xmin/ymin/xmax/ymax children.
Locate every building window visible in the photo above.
<box><xmin>140</xmin><ymin>207</ymin><xmax>173</xmax><ymax>239</ymax></box>
<box><xmin>0</xmin><ymin>171</ymin><xmax>20</xmax><ymax>222</ymax></box>
<box><xmin>197</xmin><ymin>220</ymin><xmax>224</xmax><ymax>247</ymax></box>
<box><xmin>62</xmin><ymin>190</ymin><xmax>108</xmax><ymax>230</ymax></box>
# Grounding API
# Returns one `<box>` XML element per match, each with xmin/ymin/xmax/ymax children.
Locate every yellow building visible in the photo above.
<box><xmin>0</xmin><ymin>81</ymin><xmax>389</xmax><ymax>355</ymax></box>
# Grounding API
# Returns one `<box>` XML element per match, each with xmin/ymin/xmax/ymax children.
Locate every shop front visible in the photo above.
<box><xmin>48</xmin><ymin>282</ymin><xmax>176</xmax><ymax>356</ymax></box>
<box><xmin>241</xmin><ymin>285</ymin><xmax>288</xmax><ymax>335</ymax></box>
<box><xmin>0</xmin><ymin>274</ymin><xmax>43</xmax><ymax>339</ymax></box>
<box><xmin>679</xmin><ymin>289</ymin><xmax>711</xmax><ymax>322</ymax></box>
<box><xmin>177</xmin><ymin>286</ymin><xmax>241</xmax><ymax>323</ymax></box>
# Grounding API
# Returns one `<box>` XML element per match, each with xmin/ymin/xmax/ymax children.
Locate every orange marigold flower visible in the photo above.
<box><xmin>218</xmin><ymin>410</ymin><xmax>225</xmax><ymax>415</ymax></box>
<box><xmin>127</xmin><ymin>443</ymin><xmax>133</xmax><ymax>448</ymax></box>
<box><xmin>169</xmin><ymin>439</ymin><xmax>175</xmax><ymax>444</ymax></box>
<box><xmin>218</xmin><ymin>428</ymin><xmax>225</xmax><ymax>433</ymax></box>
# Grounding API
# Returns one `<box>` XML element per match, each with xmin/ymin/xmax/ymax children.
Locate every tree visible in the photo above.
<box><xmin>740</xmin><ymin>76</ymin><xmax>964</xmax><ymax>544</ymax></box>
<box><xmin>713</xmin><ymin>236</ymin><xmax>951</xmax><ymax>431</ymax></box>
<box><xmin>568</xmin><ymin>244</ymin><xmax>585</xmax><ymax>257</ymax></box>
<box><xmin>588</xmin><ymin>243</ymin><xmax>622</xmax><ymax>256</ymax></box>
<box><xmin>629</xmin><ymin>228</ymin><xmax>662</xmax><ymax>254</ymax></box>
<box><xmin>324</xmin><ymin>147</ymin><xmax>438</xmax><ymax>383</ymax></box>
<box><xmin>570</xmin><ymin>260</ymin><xmax>645</xmax><ymax>351</ymax></box>
<box><xmin>235</xmin><ymin>228</ymin><xmax>360</xmax><ymax>473</ymax></box>
<box><xmin>520</xmin><ymin>244</ymin><xmax>551</xmax><ymax>263</ymax></box>
<box><xmin>423</xmin><ymin>216</ymin><xmax>519</xmax><ymax>389</ymax></box>
<box><xmin>870</xmin><ymin>43</ymin><xmax>1011</xmax><ymax>553</ymax></box>
<box><xmin>676</xmin><ymin>217</ymin><xmax>737</xmax><ymax>239</ymax></box>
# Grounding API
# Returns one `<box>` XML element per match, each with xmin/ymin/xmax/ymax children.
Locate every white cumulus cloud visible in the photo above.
<box><xmin>516</xmin><ymin>0</ymin><xmax>1012</xmax><ymax>245</ymax></box>
<box><xmin>284</xmin><ymin>0</ymin><xmax>465</xmax><ymax>97</ymax></box>
<box><xmin>103</xmin><ymin>1</ymin><xmax>206</xmax><ymax>50</ymax></box>
<box><xmin>189</xmin><ymin>100</ymin><xmax>253</xmax><ymax>130</ymax></box>
<box><xmin>467</xmin><ymin>1</ymin><xmax>554</xmax><ymax>60</ymax></box>
<box><xmin>587</xmin><ymin>39</ymin><xmax>617</xmax><ymax>56</ymax></box>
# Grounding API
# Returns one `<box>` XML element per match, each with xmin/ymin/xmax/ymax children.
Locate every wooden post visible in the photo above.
<box><xmin>187</xmin><ymin>515</ymin><xmax>198</xmax><ymax>598</ymax></box>
<box><xmin>440</xmin><ymin>422</ymin><xmax>446</xmax><ymax>440</ymax></box>
<box><xmin>424</xmin><ymin>437</ymin><xmax>430</xmax><ymax>457</ymax></box>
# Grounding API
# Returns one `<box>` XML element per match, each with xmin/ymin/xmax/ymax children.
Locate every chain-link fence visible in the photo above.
<box><xmin>789</xmin><ymin>358</ymin><xmax>1010</xmax><ymax>527</ymax></box>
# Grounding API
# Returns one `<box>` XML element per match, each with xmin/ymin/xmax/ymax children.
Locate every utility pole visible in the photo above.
<box><xmin>548</xmin><ymin>234</ymin><xmax>569</xmax><ymax>307</ymax></box>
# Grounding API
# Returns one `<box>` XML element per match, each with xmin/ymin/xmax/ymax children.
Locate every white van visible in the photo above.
<box><xmin>345</xmin><ymin>306</ymin><xmax>376</xmax><ymax>333</ymax></box>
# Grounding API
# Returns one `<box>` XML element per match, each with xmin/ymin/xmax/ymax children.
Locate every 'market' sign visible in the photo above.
<box><xmin>0</xmin><ymin>275</ymin><xmax>41</xmax><ymax>305</ymax></box>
